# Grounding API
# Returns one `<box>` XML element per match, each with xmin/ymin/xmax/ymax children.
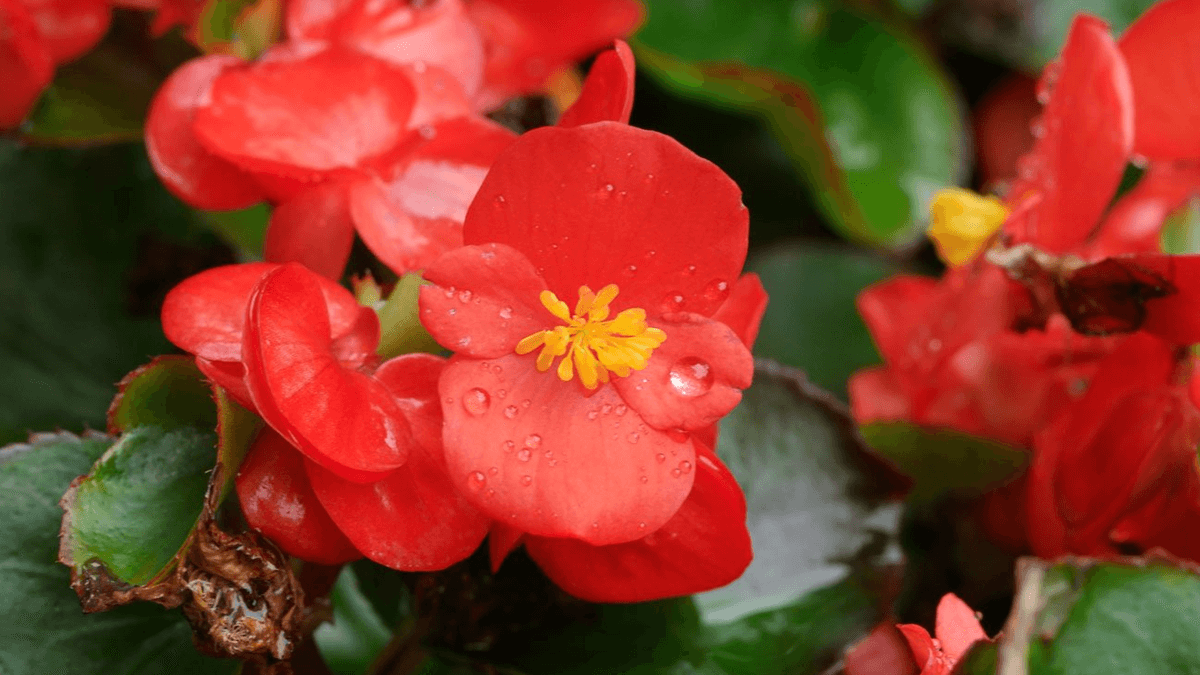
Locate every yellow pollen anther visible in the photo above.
<box><xmin>927</xmin><ymin>188</ymin><xmax>1009</xmax><ymax>267</ymax></box>
<box><xmin>515</xmin><ymin>284</ymin><xmax>666</xmax><ymax>389</ymax></box>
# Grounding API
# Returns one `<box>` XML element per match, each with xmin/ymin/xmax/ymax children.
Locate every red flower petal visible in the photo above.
<box><xmin>856</xmin><ymin>275</ymin><xmax>938</xmax><ymax>362</ymax></box>
<box><xmin>439</xmin><ymin>352</ymin><xmax>696</xmax><ymax>545</ymax></box>
<box><xmin>24</xmin><ymin>0</ymin><xmax>110</xmax><ymax>64</ymax></box>
<box><xmin>896</xmin><ymin>624</ymin><xmax>939</xmax><ymax>673</ymax></box>
<box><xmin>467</xmin><ymin>0</ymin><xmax>643</xmax><ymax>108</ymax></box>
<box><xmin>1004</xmin><ymin>15</ymin><xmax>1133</xmax><ymax>253</ymax></box>
<box><xmin>306</xmin><ymin>353</ymin><xmax>491</xmax><ymax>571</ymax></box>
<box><xmin>711</xmin><ymin>273</ymin><xmax>769</xmax><ymax>348</ymax></box>
<box><xmin>463</xmin><ymin>123</ymin><xmax>749</xmax><ymax>318</ymax></box>
<box><xmin>324</xmin><ymin>0</ymin><xmax>485</xmax><ymax>101</ymax></box>
<box><xmin>265</xmin><ymin>183</ymin><xmax>356</xmax><ymax>280</ymax></box>
<box><xmin>145</xmin><ymin>55</ymin><xmax>267</xmax><ymax>211</ymax></box>
<box><xmin>844</xmin><ymin>624</ymin><xmax>921</xmax><ymax>675</ymax></box>
<box><xmin>524</xmin><ymin>448</ymin><xmax>751</xmax><ymax>603</ymax></box>
<box><xmin>194</xmin><ymin>47</ymin><xmax>418</xmax><ymax>180</ymax></box>
<box><xmin>285</xmin><ymin>0</ymin><xmax>357</xmax><ymax>40</ymax></box>
<box><xmin>1129</xmin><ymin>254</ymin><xmax>1200</xmax><ymax>344</ymax></box>
<box><xmin>848</xmin><ymin>367</ymin><xmax>911</xmax><ymax>423</ymax></box>
<box><xmin>243</xmin><ymin>263</ymin><xmax>412</xmax><ymax>481</ymax></box>
<box><xmin>1119</xmin><ymin>0</ymin><xmax>1200</xmax><ymax>160</ymax></box>
<box><xmin>419</xmin><ymin>243</ymin><xmax>550</xmax><ymax>358</ymax></box>
<box><xmin>236</xmin><ymin>427</ymin><xmax>361</xmax><ymax>565</ymax></box>
<box><xmin>487</xmin><ymin>522</ymin><xmax>523</xmax><ymax>571</ymax></box>
<box><xmin>973</xmin><ymin>73</ymin><xmax>1038</xmax><ymax>187</ymax></box>
<box><xmin>195</xmin><ymin>357</ymin><xmax>253</xmax><ymax>409</ymax></box>
<box><xmin>350</xmin><ymin>117</ymin><xmax>514</xmax><ymax>275</ymax></box>
<box><xmin>1085</xmin><ymin>164</ymin><xmax>1200</xmax><ymax>260</ymax></box>
<box><xmin>613</xmin><ymin>313</ymin><xmax>754</xmax><ymax>432</ymax></box>
<box><xmin>934</xmin><ymin>593</ymin><xmax>987</xmax><ymax>661</ymax></box>
<box><xmin>0</xmin><ymin>0</ymin><xmax>53</xmax><ymax>129</ymax></box>
<box><xmin>557</xmin><ymin>39</ymin><xmax>635</xmax><ymax>128</ymax></box>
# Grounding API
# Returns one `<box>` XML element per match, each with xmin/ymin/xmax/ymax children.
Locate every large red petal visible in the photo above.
<box><xmin>613</xmin><ymin>313</ymin><xmax>754</xmax><ymax>432</ymax></box>
<box><xmin>307</xmin><ymin>352</ymin><xmax>491</xmax><ymax>571</ymax></box>
<box><xmin>243</xmin><ymin>263</ymin><xmax>412</xmax><ymax>481</ymax></box>
<box><xmin>711</xmin><ymin>272</ymin><xmax>768</xmax><ymax>349</ymax></box>
<box><xmin>24</xmin><ymin>0</ymin><xmax>109</xmax><ymax>64</ymax></box>
<box><xmin>194</xmin><ymin>47</ymin><xmax>418</xmax><ymax>180</ymax></box>
<box><xmin>467</xmin><ymin>0</ymin><xmax>642</xmax><ymax>108</ymax></box>
<box><xmin>327</xmin><ymin>0</ymin><xmax>485</xmax><ymax>101</ymax></box>
<box><xmin>1085</xmin><ymin>164</ymin><xmax>1200</xmax><ymax>260</ymax></box>
<box><xmin>855</xmin><ymin>275</ymin><xmax>938</xmax><ymax>363</ymax></box>
<box><xmin>285</xmin><ymin>0</ymin><xmax>356</xmax><ymax>40</ymax></box>
<box><xmin>557</xmin><ymin>39</ymin><xmax>635</xmax><ymax>128</ymax></box>
<box><xmin>0</xmin><ymin>0</ymin><xmax>53</xmax><ymax>129</ymax></box>
<box><xmin>144</xmin><ymin>55</ymin><xmax>267</xmax><ymax>211</ymax></box>
<box><xmin>1119</xmin><ymin>0</ymin><xmax>1200</xmax><ymax>160</ymax></box>
<box><xmin>463</xmin><ymin>123</ymin><xmax>749</xmax><ymax>318</ymax></box>
<box><xmin>195</xmin><ymin>358</ymin><xmax>253</xmax><ymax>409</ymax></box>
<box><xmin>524</xmin><ymin>448</ymin><xmax>750</xmax><ymax>603</ymax></box>
<box><xmin>265</xmin><ymin>183</ymin><xmax>356</xmax><ymax>280</ymax></box>
<box><xmin>848</xmin><ymin>367</ymin><xmax>911</xmax><ymax>424</ymax></box>
<box><xmin>439</xmin><ymin>352</ymin><xmax>695</xmax><ymax>545</ymax></box>
<box><xmin>236</xmin><ymin>428</ymin><xmax>361</xmax><ymax>565</ymax></box>
<box><xmin>1130</xmin><ymin>254</ymin><xmax>1200</xmax><ymax>344</ymax></box>
<box><xmin>418</xmin><ymin>243</ymin><xmax>549</xmax><ymax>358</ymax></box>
<box><xmin>934</xmin><ymin>594</ymin><xmax>987</xmax><ymax>661</ymax></box>
<box><xmin>1003</xmin><ymin>15</ymin><xmax>1132</xmax><ymax>253</ymax></box>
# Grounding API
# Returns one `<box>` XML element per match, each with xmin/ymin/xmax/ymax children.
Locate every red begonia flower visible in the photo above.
<box><xmin>264</xmin><ymin>182</ymin><xmax>356</xmax><ymax>280</ymax></box>
<box><xmin>1119</xmin><ymin>0</ymin><xmax>1200</xmax><ymax>161</ymax></box>
<box><xmin>22</xmin><ymin>0</ymin><xmax>109</xmax><ymax>64</ymax></box>
<box><xmin>236</xmin><ymin>427</ymin><xmax>362</xmax><ymax>565</ymax></box>
<box><xmin>1002</xmin><ymin>14</ymin><xmax>1133</xmax><ymax>254</ymax></box>
<box><xmin>897</xmin><ymin>594</ymin><xmax>988</xmax><ymax>675</ymax></box>
<box><xmin>144</xmin><ymin>54</ymin><xmax>268</xmax><ymax>210</ymax></box>
<box><xmin>1084</xmin><ymin>163</ymin><xmax>1200</xmax><ymax>260</ymax></box>
<box><xmin>522</xmin><ymin>444</ymin><xmax>751</xmax><ymax>603</ymax></box>
<box><xmin>419</xmin><ymin>122</ymin><xmax>755</xmax><ymax>546</ymax></box>
<box><xmin>0</xmin><ymin>0</ymin><xmax>53</xmax><ymax>129</ymax></box>
<box><xmin>844</xmin><ymin>624</ymin><xmax>920</xmax><ymax>675</ymax></box>
<box><xmin>1026</xmin><ymin>331</ymin><xmax>1200</xmax><ymax>557</ymax></box>
<box><xmin>466</xmin><ymin>0</ymin><xmax>643</xmax><ymax>109</ymax></box>
<box><xmin>305</xmin><ymin>353</ymin><xmax>492</xmax><ymax>570</ymax></box>
<box><xmin>557</xmin><ymin>39</ymin><xmax>635</xmax><ymax>128</ymax></box>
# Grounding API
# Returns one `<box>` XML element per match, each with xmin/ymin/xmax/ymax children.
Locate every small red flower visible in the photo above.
<box><xmin>896</xmin><ymin>594</ymin><xmax>989</xmax><ymax>675</ymax></box>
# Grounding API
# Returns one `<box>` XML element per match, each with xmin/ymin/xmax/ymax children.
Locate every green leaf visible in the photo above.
<box><xmin>860</xmin><ymin>422</ymin><xmax>1028</xmax><ymax>501</ymax></box>
<box><xmin>59</xmin><ymin>426</ymin><xmax>217</xmax><ymax>587</ymax></box>
<box><xmin>1004</xmin><ymin>557</ymin><xmax>1200</xmax><ymax>675</ymax></box>
<box><xmin>314</xmin><ymin>566</ymin><xmax>395</xmax><ymax>675</ymax></box>
<box><xmin>1160</xmin><ymin>196</ymin><xmax>1200</xmax><ymax>255</ymax></box>
<box><xmin>108</xmin><ymin>357</ymin><xmax>218</xmax><ymax>432</ymax></box>
<box><xmin>0</xmin><ymin>432</ymin><xmax>235</xmax><ymax>675</ymax></box>
<box><xmin>953</xmin><ymin>641</ymin><xmax>999</xmax><ymax>675</ymax></box>
<box><xmin>198</xmin><ymin>203</ymin><xmax>271</xmax><ymax>262</ymax></box>
<box><xmin>1026</xmin><ymin>0</ymin><xmax>1157</xmax><ymax>68</ymax></box>
<box><xmin>635</xmin><ymin>0</ymin><xmax>967</xmax><ymax>246</ymax></box>
<box><xmin>748</xmin><ymin>243</ymin><xmax>899</xmax><ymax>398</ymax></box>
<box><xmin>0</xmin><ymin>141</ymin><xmax>214</xmax><ymax>445</ymax></box>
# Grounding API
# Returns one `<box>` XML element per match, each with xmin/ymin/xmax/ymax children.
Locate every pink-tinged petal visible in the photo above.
<box><xmin>934</xmin><ymin>594</ymin><xmax>987</xmax><ymax>661</ymax></box>
<box><xmin>1119</xmin><ymin>0</ymin><xmax>1200</xmax><ymax>160</ymax></box>
<box><xmin>1004</xmin><ymin>15</ymin><xmax>1133</xmax><ymax>252</ymax></box>
<box><xmin>896</xmin><ymin>625</ymin><xmax>940</xmax><ymax>673</ymax></box>
<box><xmin>265</xmin><ymin>183</ymin><xmax>356</xmax><ymax>280</ymax></box>
<box><xmin>439</xmin><ymin>352</ymin><xmax>696</xmax><ymax>545</ymax></box>
<box><xmin>844</xmin><ymin>624</ymin><xmax>921</xmax><ymax>675</ymax></box>
<box><xmin>1085</xmin><ymin>164</ymin><xmax>1200</xmax><ymax>260</ymax></box>
<box><xmin>145</xmin><ymin>55</ymin><xmax>267</xmax><ymax>211</ymax></box>
<box><xmin>351</xmin><ymin>183</ymin><xmax>462</xmax><ymax>276</ymax></box>
<box><xmin>236</xmin><ymin>428</ymin><xmax>361</xmax><ymax>565</ymax></box>
<box><xmin>488</xmin><ymin>522</ymin><xmax>522</xmax><ymax>572</ymax></box>
<box><xmin>243</xmin><ymin>263</ymin><xmax>412</xmax><ymax>481</ymax></box>
<box><xmin>855</xmin><ymin>275</ymin><xmax>939</xmax><ymax>363</ymax></box>
<box><xmin>711</xmin><ymin>273</ymin><xmax>768</xmax><ymax>349</ymax></box>
<box><xmin>419</xmin><ymin>243</ymin><xmax>549</xmax><ymax>358</ymax></box>
<box><xmin>525</xmin><ymin>448</ymin><xmax>750</xmax><ymax>603</ymax></box>
<box><xmin>327</xmin><ymin>0</ymin><xmax>485</xmax><ymax>101</ymax></box>
<box><xmin>195</xmin><ymin>358</ymin><xmax>254</xmax><ymax>409</ymax></box>
<box><xmin>557</xmin><ymin>39</ymin><xmax>635</xmax><ymax>128</ymax></box>
<box><xmin>24</xmin><ymin>0</ymin><xmax>109</xmax><ymax>64</ymax></box>
<box><xmin>614</xmin><ymin>313</ymin><xmax>754</xmax><ymax>432</ymax></box>
<box><xmin>307</xmin><ymin>354</ymin><xmax>490</xmax><ymax>571</ymax></box>
<box><xmin>285</xmin><ymin>0</ymin><xmax>356</xmax><ymax>40</ymax></box>
<box><xmin>1128</xmin><ymin>254</ymin><xmax>1200</xmax><ymax>344</ymax></box>
<box><xmin>467</xmin><ymin>0</ymin><xmax>643</xmax><ymax>108</ymax></box>
<box><xmin>0</xmin><ymin>0</ymin><xmax>53</xmax><ymax>129</ymax></box>
<box><xmin>402</xmin><ymin>62</ymin><xmax>474</xmax><ymax>129</ymax></box>
<box><xmin>194</xmin><ymin>47</ymin><xmax>418</xmax><ymax>180</ymax></box>
<box><xmin>848</xmin><ymin>367</ymin><xmax>911</xmax><ymax>423</ymax></box>
<box><xmin>463</xmin><ymin>123</ymin><xmax>749</xmax><ymax>318</ymax></box>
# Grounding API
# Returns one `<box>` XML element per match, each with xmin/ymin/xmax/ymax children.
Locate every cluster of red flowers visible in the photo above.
<box><xmin>154</xmin><ymin>0</ymin><xmax>767</xmax><ymax>602</ymax></box>
<box><xmin>851</xmin><ymin>0</ymin><xmax>1200</xmax><ymax>564</ymax></box>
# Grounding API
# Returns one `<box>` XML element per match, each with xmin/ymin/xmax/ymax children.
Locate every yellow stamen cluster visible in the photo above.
<box><xmin>927</xmin><ymin>188</ymin><xmax>1010</xmax><ymax>267</ymax></box>
<box><xmin>515</xmin><ymin>284</ymin><xmax>666</xmax><ymax>389</ymax></box>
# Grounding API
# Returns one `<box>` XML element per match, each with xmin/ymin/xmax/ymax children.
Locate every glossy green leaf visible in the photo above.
<box><xmin>998</xmin><ymin>557</ymin><xmax>1200</xmax><ymax>675</ymax></box>
<box><xmin>635</xmin><ymin>0</ymin><xmax>967</xmax><ymax>246</ymax></box>
<box><xmin>60</xmin><ymin>426</ymin><xmax>216</xmax><ymax>586</ymax></box>
<box><xmin>0</xmin><ymin>141</ymin><xmax>216</xmax><ymax>445</ymax></box>
<box><xmin>1160</xmin><ymin>196</ymin><xmax>1200</xmax><ymax>255</ymax></box>
<box><xmin>108</xmin><ymin>357</ymin><xmax>217</xmax><ymax>432</ymax></box>
<box><xmin>953</xmin><ymin>641</ymin><xmax>999</xmax><ymax>674</ymax></box>
<box><xmin>199</xmin><ymin>203</ymin><xmax>270</xmax><ymax>262</ymax></box>
<box><xmin>0</xmin><ymin>432</ymin><xmax>235</xmax><ymax>675</ymax></box>
<box><xmin>748</xmin><ymin>243</ymin><xmax>899</xmax><ymax>398</ymax></box>
<box><xmin>314</xmin><ymin>566</ymin><xmax>395</xmax><ymax>675</ymax></box>
<box><xmin>860</xmin><ymin>422</ymin><xmax>1028</xmax><ymax>501</ymax></box>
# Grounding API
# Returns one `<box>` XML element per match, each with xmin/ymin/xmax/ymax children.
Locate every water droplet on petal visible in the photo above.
<box><xmin>447</xmin><ymin>308</ymin><xmax>457</xmax><ymax>316</ymax></box>
<box><xmin>504</xmin><ymin>440</ymin><xmax>515</xmax><ymax>453</ymax></box>
<box><xmin>639</xmin><ymin>522</ymin><xmax>646</xmax><ymax>529</ymax></box>
<box><xmin>628</xmin><ymin>432</ymin><xmax>640</xmax><ymax>444</ymax></box>
<box><xmin>679</xmin><ymin>460</ymin><xmax>692</xmax><ymax>474</ymax></box>
<box><xmin>495</xmin><ymin>194</ymin><xmax>506</xmax><ymax>204</ymax></box>
<box><xmin>604</xmin><ymin>184</ymin><xmax>614</xmax><ymax>192</ymax></box>
<box><xmin>669</xmin><ymin>358</ymin><xmax>714</xmax><ymax>397</ymax></box>
<box><xmin>586</xmin><ymin>409</ymin><xmax>599</xmax><ymax>421</ymax></box>
<box><xmin>497</xmin><ymin>389</ymin><xmax>507</xmax><ymax>399</ymax></box>
<box><xmin>684</xmin><ymin>264</ymin><xmax>697</xmax><ymax>276</ymax></box>
<box><xmin>660</xmin><ymin>292</ymin><xmax>685</xmax><ymax>312</ymax></box>
<box><xmin>656</xmin><ymin>453</ymin><xmax>666</xmax><ymax>463</ymax></box>
<box><xmin>458</xmin><ymin>289</ymin><xmax>472</xmax><ymax>302</ymax></box>
<box><xmin>521</xmin><ymin>475</ymin><xmax>533</xmax><ymax>486</ymax></box>
<box><xmin>462</xmin><ymin>388</ymin><xmax>490</xmax><ymax>415</ymax></box>
<box><xmin>671</xmin><ymin>468</ymin><xmax>682</xmax><ymax>478</ymax></box>
<box><xmin>525</xmin><ymin>434</ymin><xmax>541</xmax><ymax>449</ymax></box>
<box><xmin>517</xmin><ymin>448</ymin><xmax>532</xmax><ymax>462</ymax></box>
<box><xmin>467</xmin><ymin>471</ymin><xmax>486</xmax><ymax>491</ymax></box>
<box><xmin>601</xmin><ymin>403</ymin><xmax>613</xmax><ymax>415</ymax></box>
<box><xmin>504</xmin><ymin>405</ymin><xmax>518</xmax><ymax>419</ymax></box>
<box><xmin>521</xmin><ymin>399</ymin><xmax>532</xmax><ymax>408</ymax></box>
<box><xmin>499</xmin><ymin>306</ymin><xmax>514</xmax><ymax>319</ymax></box>
<box><xmin>488</xmin><ymin>466</ymin><xmax>499</xmax><ymax>475</ymax></box>
<box><xmin>639</xmin><ymin>475</ymin><xmax>648</xmax><ymax>483</ymax></box>
<box><xmin>703</xmin><ymin>279</ymin><xmax>730</xmax><ymax>301</ymax></box>
<box><xmin>614</xmin><ymin>404</ymin><xmax>627</xmax><ymax>416</ymax></box>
